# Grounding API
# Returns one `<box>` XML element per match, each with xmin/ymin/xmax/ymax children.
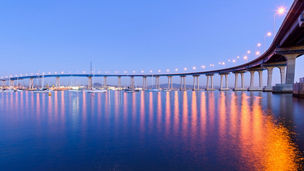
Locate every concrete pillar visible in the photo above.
<box><xmin>29</xmin><ymin>78</ymin><xmax>34</xmax><ymax>89</ymax></box>
<box><xmin>88</xmin><ymin>76</ymin><xmax>92</xmax><ymax>90</ymax></box>
<box><xmin>278</xmin><ymin>66</ymin><xmax>286</xmax><ymax>84</ymax></box>
<box><xmin>56</xmin><ymin>76</ymin><xmax>60</xmax><ymax>88</ymax></box>
<box><xmin>249</xmin><ymin>71</ymin><xmax>255</xmax><ymax>89</ymax></box>
<box><xmin>170</xmin><ymin>76</ymin><xmax>173</xmax><ymax>89</ymax></box>
<box><xmin>206</xmin><ymin>75</ymin><xmax>209</xmax><ymax>89</ymax></box>
<box><xmin>180</xmin><ymin>76</ymin><xmax>183</xmax><ymax>90</ymax></box>
<box><xmin>118</xmin><ymin>76</ymin><xmax>121</xmax><ymax>88</ymax></box>
<box><xmin>273</xmin><ymin>54</ymin><xmax>299</xmax><ymax>93</ymax></box>
<box><xmin>130</xmin><ymin>76</ymin><xmax>135</xmax><ymax>90</ymax></box>
<box><xmin>196</xmin><ymin>76</ymin><xmax>199</xmax><ymax>90</ymax></box>
<box><xmin>155</xmin><ymin>76</ymin><xmax>160</xmax><ymax>89</ymax></box>
<box><xmin>284</xmin><ymin>54</ymin><xmax>298</xmax><ymax>84</ymax></box>
<box><xmin>225</xmin><ymin>74</ymin><xmax>228</xmax><ymax>89</ymax></box>
<box><xmin>241</xmin><ymin>72</ymin><xmax>245</xmax><ymax>89</ymax></box>
<box><xmin>143</xmin><ymin>76</ymin><xmax>147</xmax><ymax>90</ymax></box>
<box><xmin>234</xmin><ymin>73</ymin><xmax>239</xmax><ymax>89</ymax></box>
<box><xmin>258</xmin><ymin>70</ymin><xmax>263</xmax><ymax>89</ymax></box>
<box><xmin>264</xmin><ymin>67</ymin><xmax>273</xmax><ymax>91</ymax></box>
<box><xmin>183</xmin><ymin>76</ymin><xmax>186</xmax><ymax>90</ymax></box>
<box><xmin>220</xmin><ymin>74</ymin><xmax>223</xmax><ymax>89</ymax></box>
<box><xmin>103</xmin><ymin>76</ymin><xmax>107</xmax><ymax>88</ymax></box>
<box><xmin>192</xmin><ymin>76</ymin><xmax>199</xmax><ymax>90</ymax></box>
<box><xmin>168</xmin><ymin>76</ymin><xmax>172</xmax><ymax>90</ymax></box>
<box><xmin>210</xmin><ymin>75</ymin><xmax>214</xmax><ymax>89</ymax></box>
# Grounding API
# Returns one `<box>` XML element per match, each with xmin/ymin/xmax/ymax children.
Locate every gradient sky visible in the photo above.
<box><xmin>0</xmin><ymin>0</ymin><xmax>303</xmax><ymax>85</ymax></box>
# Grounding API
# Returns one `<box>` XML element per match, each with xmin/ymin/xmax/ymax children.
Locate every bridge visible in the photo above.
<box><xmin>2</xmin><ymin>0</ymin><xmax>304</xmax><ymax>93</ymax></box>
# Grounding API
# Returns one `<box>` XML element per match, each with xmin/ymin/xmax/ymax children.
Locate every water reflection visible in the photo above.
<box><xmin>0</xmin><ymin>90</ymin><xmax>302</xmax><ymax>170</ymax></box>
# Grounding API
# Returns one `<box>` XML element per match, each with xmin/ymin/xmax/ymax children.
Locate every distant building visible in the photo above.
<box><xmin>300</xmin><ymin>77</ymin><xmax>304</xmax><ymax>83</ymax></box>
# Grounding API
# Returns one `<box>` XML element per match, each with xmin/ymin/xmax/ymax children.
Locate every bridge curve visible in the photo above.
<box><xmin>2</xmin><ymin>0</ymin><xmax>304</xmax><ymax>93</ymax></box>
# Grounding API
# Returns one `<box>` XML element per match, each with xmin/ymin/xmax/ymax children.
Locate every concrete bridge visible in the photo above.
<box><xmin>2</xmin><ymin>0</ymin><xmax>304</xmax><ymax>93</ymax></box>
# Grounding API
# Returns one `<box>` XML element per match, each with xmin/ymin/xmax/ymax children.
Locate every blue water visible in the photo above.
<box><xmin>0</xmin><ymin>90</ymin><xmax>303</xmax><ymax>170</ymax></box>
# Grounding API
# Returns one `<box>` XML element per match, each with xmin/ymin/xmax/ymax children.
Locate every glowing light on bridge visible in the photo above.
<box><xmin>132</xmin><ymin>70</ymin><xmax>136</xmax><ymax>74</ymax></box>
<box><xmin>149</xmin><ymin>70</ymin><xmax>153</xmax><ymax>73</ymax></box>
<box><xmin>267</xmin><ymin>32</ymin><xmax>272</xmax><ymax>37</ymax></box>
<box><xmin>166</xmin><ymin>69</ymin><xmax>170</xmax><ymax>72</ymax></box>
<box><xmin>243</xmin><ymin>56</ymin><xmax>248</xmax><ymax>60</ymax></box>
<box><xmin>184</xmin><ymin>67</ymin><xmax>187</xmax><ymax>71</ymax></box>
<box><xmin>276</xmin><ymin>6</ymin><xmax>286</xmax><ymax>15</ymax></box>
<box><xmin>256</xmin><ymin>51</ymin><xmax>261</xmax><ymax>56</ymax></box>
<box><xmin>201</xmin><ymin>65</ymin><xmax>206</xmax><ymax>69</ymax></box>
<box><xmin>247</xmin><ymin>50</ymin><xmax>251</xmax><ymax>54</ymax></box>
<box><xmin>232</xmin><ymin>59</ymin><xmax>236</xmax><ymax>63</ymax></box>
<box><xmin>141</xmin><ymin>70</ymin><xmax>144</xmax><ymax>73</ymax></box>
<box><xmin>257</xmin><ymin>43</ymin><xmax>262</xmax><ymax>47</ymax></box>
<box><xmin>210</xmin><ymin>64</ymin><xmax>215</xmax><ymax>67</ymax></box>
<box><xmin>237</xmin><ymin>56</ymin><xmax>240</xmax><ymax>59</ymax></box>
<box><xmin>158</xmin><ymin>69</ymin><xmax>161</xmax><ymax>73</ymax></box>
<box><xmin>192</xmin><ymin>66</ymin><xmax>196</xmax><ymax>70</ymax></box>
<box><xmin>175</xmin><ymin>68</ymin><xmax>178</xmax><ymax>72</ymax></box>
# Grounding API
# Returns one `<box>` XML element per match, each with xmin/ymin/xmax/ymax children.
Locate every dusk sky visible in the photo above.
<box><xmin>0</xmin><ymin>0</ymin><xmax>303</xmax><ymax>85</ymax></box>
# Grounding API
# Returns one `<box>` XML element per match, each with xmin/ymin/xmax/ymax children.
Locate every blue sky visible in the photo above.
<box><xmin>0</xmin><ymin>0</ymin><xmax>303</xmax><ymax>85</ymax></box>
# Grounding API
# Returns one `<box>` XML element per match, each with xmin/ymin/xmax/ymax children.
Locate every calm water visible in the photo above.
<box><xmin>0</xmin><ymin>90</ymin><xmax>303</xmax><ymax>170</ymax></box>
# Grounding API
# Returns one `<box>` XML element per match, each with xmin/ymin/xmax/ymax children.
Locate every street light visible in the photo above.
<box><xmin>274</xmin><ymin>6</ymin><xmax>287</xmax><ymax>35</ymax></box>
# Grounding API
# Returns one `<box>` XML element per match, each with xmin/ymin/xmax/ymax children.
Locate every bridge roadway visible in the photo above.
<box><xmin>2</xmin><ymin>0</ymin><xmax>304</xmax><ymax>93</ymax></box>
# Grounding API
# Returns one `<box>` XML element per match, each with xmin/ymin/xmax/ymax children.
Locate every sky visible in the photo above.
<box><xmin>0</xmin><ymin>0</ymin><xmax>302</xmax><ymax>86</ymax></box>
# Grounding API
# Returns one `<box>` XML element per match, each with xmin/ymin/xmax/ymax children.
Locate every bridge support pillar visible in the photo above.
<box><xmin>206</xmin><ymin>74</ymin><xmax>215</xmax><ymax>91</ymax></box>
<box><xmin>143</xmin><ymin>76</ymin><xmax>147</xmax><ymax>90</ymax></box>
<box><xmin>233</xmin><ymin>72</ymin><xmax>246</xmax><ymax>91</ymax></box>
<box><xmin>219</xmin><ymin>73</ymin><xmax>229</xmax><ymax>91</ymax></box>
<box><xmin>273</xmin><ymin>54</ymin><xmax>298</xmax><ymax>93</ymax></box>
<box><xmin>278</xmin><ymin>66</ymin><xmax>286</xmax><ymax>84</ymax></box>
<box><xmin>118</xmin><ymin>76</ymin><xmax>121</xmax><ymax>89</ymax></box>
<box><xmin>56</xmin><ymin>77</ymin><xmax>60</xmax><ymax>89</ymax></box>
<box><xmin>29</xmin><ymin>78</ymin><xmax>34</xmax><ymax>90</ymax></box>
<box><xmin>192</xmin><ymin>75</ymin><xmax>199</xmax><ymax>90</ymax></box>
<box><xmin>233</xmin><ymin>73</ymin><xmax>238</xmax><ymax>90</ymax></box>
<box><xmin>103</xmin><ymin>76</ymin><xmax>107</xmax><ymax>88</ymax></box>
<box><xmin>155</xmin><ymin>76</ymin><xmax>160</xmax><ymax>90</ymax></box>
<box><xmin>88</xmin><ymin>76</ymin><xmax>92</xmax><ymax>90</ymax></box>
<box><xmin>258</xmin><ymin>70</ymin><xmax>263</xmax><ymax>90</ymax></box>
<box><xmin>180</xmin><ymin>76</ymin><xmax>186</xmax><ymax>91</ymax></box>
<box><xmin>130</xmin><ymin>76</ymin><xmax>135</xmax><ymax>90</ymax></box>
<box><xmin>248</xmin><ymin>70</ymin><xmax>263</xmax><ymax>91</ymax></box>
<box><xmin>248</xmin><ymin>71</ymin><xmax>255</xmax><ymax>91</ymax></box>
<box><xmin>264</xmin><ymin>67</ymin><xmax>274</xmax><ymax>92</ymax></box>
<box><xmin>167</xmin><ymin>76</ymin><xmax>173</xmax><ymax>90</ymax></box>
